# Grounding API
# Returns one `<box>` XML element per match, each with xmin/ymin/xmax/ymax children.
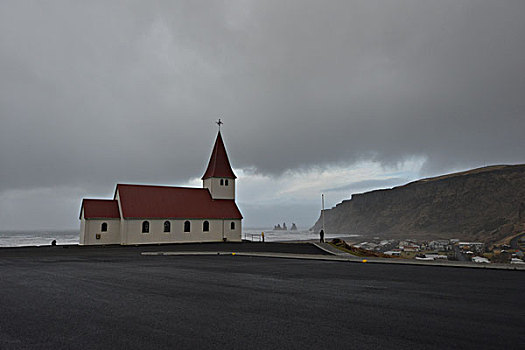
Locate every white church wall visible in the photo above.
<box><xmin>80</xmin><ymin>218</ymin><xmax>121</xmax><ymax>245</ymax></box>
<box><xmin>120</xmin><ymin>218</ymin><xmax>129</xmax><ymax>245</ymax></box>
<box><xmin>203</xmin><ymin>178</ymin><xmax>235</xmax><ymax>200</ymax></box>
<box><xmin>79</xmin><ymin>211</ymin><xmax>87</xmax><ymax>244</ymax></box>
<box><xmin>124</xmin><ymin>219</ymin><xmax>233</xmax><ymax>245</ymax></box>
<box><xmin>223</xmin><ymin>219</ymin><xmax>242</xmax><ymax>242</ymax></box>
<box><xmin>114</xmin><ymin>191</ymin><xmax>128</xmax><ymax>245</ymax></box>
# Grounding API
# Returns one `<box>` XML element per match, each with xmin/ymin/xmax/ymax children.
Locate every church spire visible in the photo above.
<box><xmin>202</xmin><ymin>127</ymin><xmax>236</xmax><ymax>180</ymax></box>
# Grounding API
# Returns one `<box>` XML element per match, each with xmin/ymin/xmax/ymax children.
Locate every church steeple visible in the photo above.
<box><xmin>202</xmin><ymin>124</ymin><xmax>237</xmax><ymax>200</ymax></box>
<box><xmin>202</xmin><ymin>130</ymin><xmax>236</xmax><ymax>180</ymax></box>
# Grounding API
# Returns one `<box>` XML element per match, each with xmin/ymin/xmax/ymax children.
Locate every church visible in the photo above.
<box><xmin>79</xmin><ymin>128</ymin><xmax>242</xmax><ymax>245</ymax></box>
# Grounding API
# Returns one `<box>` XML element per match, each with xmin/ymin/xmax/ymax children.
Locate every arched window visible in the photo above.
<box><xmin>231</xmin><ymin>221</ymin><xmax>235</xmax><ymax>230</ymax></box>
<box><xmin>101</xmin><ymin>222</ymin><xmax>108</xmax><ymax>232</ymax></box>
<box><xmin>203</xmin><ymin>221</ymin><xmax>209</xmax><ymax>232</ymax></box>
<box><xmin>184</xmin><ymin>221</ymin><xmax>191</xmax><ymax>232</ymax></box>
<box><xmin>142</xmin><ymin>221</ymin><xmax>149</xmax><ymax>233</ymax></box>
<box><xmin>164</xmin><ymin>221</ymin><xmax>171</xmax><ymax>233</ymax></box>
<box><xmin>225</xmin><ymin>179</ymin><xmax>229</xmax><ymax>186</ymax></box>
<box><xmin>220</xmin><ymin>179</ymin><xmax>224</xmax><ymax>186</ymax></box>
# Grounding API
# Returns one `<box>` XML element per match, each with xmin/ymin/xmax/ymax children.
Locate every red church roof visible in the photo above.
<box><xmin>81</xmin><ymin>199</ymin><xmax>120</xmax><ymax>219</ymax></box>
<box><xmin>115</xmin><ymin>184</ymin><xmax>242</xmax><ymax>219</ymax></box>
<box><xmin>202</xmin><ymin>131</ymin><xmax>237</xmax><ymax>180</ymax></box>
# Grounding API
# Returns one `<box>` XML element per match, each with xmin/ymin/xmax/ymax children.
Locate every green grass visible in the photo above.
<box><xmin>327</xmin><ymin>242</ymin><xmax>364</xmax><ymax>257</ymax></box>
<box><xmin>328</xmin><ymin>240</ymin><xmax>402</xmax><ymax>258</ymax></box>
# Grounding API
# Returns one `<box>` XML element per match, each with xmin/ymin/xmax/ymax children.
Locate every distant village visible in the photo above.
<box><xmin>342</xmin><ymin>235</ymin><xmax>525</xmax><ymax>264</ymax></box>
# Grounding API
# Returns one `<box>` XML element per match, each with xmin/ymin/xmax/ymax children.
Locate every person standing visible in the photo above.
<box><xmin>319</xmin><ymin>229</ymin><xmax>324</xmax><ymax>243</ymax></box>
<box><xmin>261</xmin><ymin>232</ymin><xmax>265</xmax><ymax>243</ymax></box>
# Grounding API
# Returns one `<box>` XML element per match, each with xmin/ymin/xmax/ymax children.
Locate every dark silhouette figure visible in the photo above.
<box><xmin>319</xmin><ymin>230</ymin><xmax>324</xmax><ymax>243</ymax></box>
<box><xmin>51</xmin><ymin>240</ymin><xmax>57</xmax><ymax>246</ymax></box>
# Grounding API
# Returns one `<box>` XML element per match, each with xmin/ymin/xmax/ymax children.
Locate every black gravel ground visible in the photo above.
<box><xmin>0</xmin><ymin>245</ymin><xmax>523</xmax><ymax>349</ymax></box>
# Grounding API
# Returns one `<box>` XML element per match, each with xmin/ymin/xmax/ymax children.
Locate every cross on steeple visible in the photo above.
<box><xmin>216</xmin><ymin>118</ymin><xmax>223</xmax><ymax>131</ymax></box>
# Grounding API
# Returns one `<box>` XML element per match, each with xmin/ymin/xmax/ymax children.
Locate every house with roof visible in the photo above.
<box><xmin>79</xmin><ymin>129</ymin><xmax>242</xmax><ymax>245</ymax></box>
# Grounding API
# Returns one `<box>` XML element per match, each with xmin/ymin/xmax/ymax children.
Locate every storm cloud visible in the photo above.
<box><xmin>1</xmin><ymin>0</ymin><xmax>524</xmax><ymax>229</ymax></box>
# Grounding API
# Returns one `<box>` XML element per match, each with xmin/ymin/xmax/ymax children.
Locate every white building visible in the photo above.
<box><xmin>79</xmin><ymin>130</ymin><xmax>242</xmax><ymax>245</ymax></box>
<box><xmin>384</xmin><ymin>251</ymin><xmax>401</xmax><ymax>256</ymax></box>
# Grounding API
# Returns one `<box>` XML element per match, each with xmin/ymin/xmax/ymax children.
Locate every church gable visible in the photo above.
<box><xmin>81</xmin><ymin>199</ymin><xmax>120</xmax><ymax>219</ymax></box>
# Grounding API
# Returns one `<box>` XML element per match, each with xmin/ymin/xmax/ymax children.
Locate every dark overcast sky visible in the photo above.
<box><xmin>1</xmin><ymin>0</ymin><xmax>524</xmax><ymax>230</ymax></box>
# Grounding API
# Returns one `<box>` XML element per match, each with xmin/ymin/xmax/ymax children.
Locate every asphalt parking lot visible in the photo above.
<box><xmin>0</xmin><ymin>246</ymin><xmax>523</xmax><ymax>349</ymax></box>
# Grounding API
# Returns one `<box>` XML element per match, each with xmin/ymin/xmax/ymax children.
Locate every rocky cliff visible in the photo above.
<box><xmin>312</xmin><ymin>165</ymin><xmax>525</xmax><ymax>243</ymax></box>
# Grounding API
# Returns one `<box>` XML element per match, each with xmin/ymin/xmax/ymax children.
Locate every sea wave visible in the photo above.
<box><xmin>0</xmin><ymin>230</ymin><xmax>79</xmax><ymax>247</ymax></box>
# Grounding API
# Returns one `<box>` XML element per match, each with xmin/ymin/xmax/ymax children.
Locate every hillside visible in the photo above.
<box><xmin>312</xmin><ymin>164</ymin><xmax>525</xmax><ymax>243</ymax></box>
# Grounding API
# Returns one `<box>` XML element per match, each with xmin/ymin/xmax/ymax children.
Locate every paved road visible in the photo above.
<box><xmin>0</xmin><ymin>249</ymin><xmax>523</xmax><ymax>349</ymax></box>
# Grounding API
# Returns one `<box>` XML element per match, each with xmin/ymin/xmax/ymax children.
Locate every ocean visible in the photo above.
<box><xmin>242</xmin><ymin>228</ymin><xmax>358</xmax><ymax>242</ymax></box>
<box><xmin>0</xmin><ymin>230</ymin><xmax>80</xmax><ymax>247</ymax></box>
<box><xmin>0</xmin><ymin>228</ymin><xmax>358</xmax><ymax>247</ymax></box>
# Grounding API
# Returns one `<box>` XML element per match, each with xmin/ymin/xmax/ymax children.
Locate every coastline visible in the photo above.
<box><xmin>275</xmin><ymin>236</ymin><xmax>360</xmax><ymax>245</ymax></box>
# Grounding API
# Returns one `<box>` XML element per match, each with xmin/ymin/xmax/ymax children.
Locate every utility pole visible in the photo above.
<box><xmin>322</xmin><ymin>194</ymin><xmax>326</xmax><ymax>234</ymax></box>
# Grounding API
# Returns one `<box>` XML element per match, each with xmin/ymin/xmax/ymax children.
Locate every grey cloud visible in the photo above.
<box><xmin>323</xmin><ymin>177</ymin><xmax>408</xmax><ymax>194</ymax></box>
<box><xmin>239</xmin><ymin>201</ymin><xmax>319</xmax><ymax>228</ymax></box>
<box><xmin>0</xmin><ymin>1</ymin><xmax>524</xmax><ymax>228</ymax></box>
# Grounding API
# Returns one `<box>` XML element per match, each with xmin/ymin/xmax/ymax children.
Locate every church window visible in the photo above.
<box><xmin>225</xmin><ymin>179</ymin><xmax>229</xmax><ymax>186</ymax></box>
<box><xmin>142</xmin><ymin>221</ymin><xmax>150</xmax><ymax>233</ymax></box>
<box><xmin>220</xmin><ymin>179</ymin><xmax>224</xmax><ymax>186</ymax></box>
<box><xmin>101</xmin><ymin>222</ymin><xmax>108</xmax><ymax>232</ymax></box>
<box><xmin>231</xmin><ymin>221</ymin><xmax>235</xmax><ymax>230</ymax></box>
<box><xmin>184</xmin><ymin>221</ymin><xmax>191</xmax><ymax>232</ymax></box>
<box><xmin>164</xmin><ymin>221</ymin><xmax>171</xmax><ymax>233</ymax></box>
<box><xmin>203</xmin><ymin>221</ymin><xmax>209</xmax><ymax>232</ymax></box>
